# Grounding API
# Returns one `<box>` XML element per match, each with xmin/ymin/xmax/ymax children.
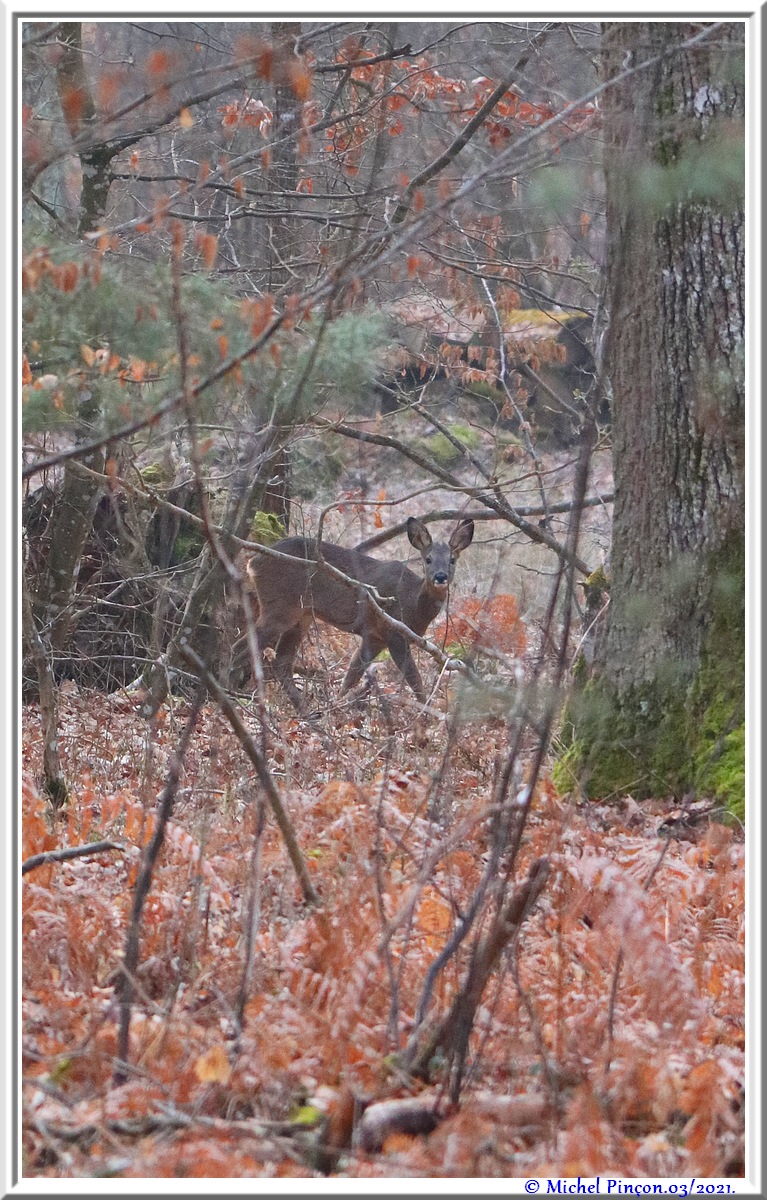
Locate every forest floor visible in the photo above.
<box><xmin>20</xmin><ymin>444</ymin><xmax>745</xmax><ymax>1181</ymax></box>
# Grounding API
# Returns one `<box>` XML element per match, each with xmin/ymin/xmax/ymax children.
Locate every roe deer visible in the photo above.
<box><xmin>247</xmin><ymin>516</ymin><xmax>475</xmax><ymax>711</ymax></box>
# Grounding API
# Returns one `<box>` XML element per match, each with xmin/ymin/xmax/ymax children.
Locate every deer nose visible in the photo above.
<box><xmin>433</xmin><ymin>572</ymin><xmax>449</xmax><ymax>586</ymax></box>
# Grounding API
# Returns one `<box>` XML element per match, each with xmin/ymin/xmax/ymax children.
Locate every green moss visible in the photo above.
<box><xmin>557</xmin><ymin>678</ymin><xmax>692</xmax><ymax>801</ymax></box>
<box><xmin>557</xmin><ymin>534</ymin><xmax>744</xmax><ymax>816</ymax></box>
<box><xmin>571</xmin><ymin>652</ymin><xmax>590</xmax><ymax>689</ymax></box>
<box><xmin>689</xmin><ymin>534</ymin><xmax>745</xmax><ymax>817</ymax></box>
<box><xmin>139</xmin><ymin>461</ymin><xmax>172</xmax><ymax>486</ymax></box>
<box><xmin>416</xmin><ymin>424</ymin><xmax>481</xmax><ymax>466</ymax></box>
<box><xmin>464</xmin><ymin>381</ymin><xmax>501</xmax><ymax>402</ymax></box>
<box><xmin>249</xmin><ymin>510</ymin><xmax>286</xmax><ymax>545</ymax></box>
<box><xmin>445</xmin><ymin>642</ymin><xmax>469</xmax><ymax>661</ymax></box>
<box><xmin>558</xmin><ymin>665</ymin><xmax>744</xmax><ymax>814</ymax></box>
<box><xmin>696</xmin><ymin>722</ymin><xmax>745</xmax><ymax>822</ymax></box>
<box><xmin>171</xmin><ymin>529</ymin><xmax>205</xmax><ymax>562</ymax></box>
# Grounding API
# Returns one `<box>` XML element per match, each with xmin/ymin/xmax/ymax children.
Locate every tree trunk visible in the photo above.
<box><xmin>266</xmin><ymin>22</ymin><xmax>302</xmax><ymax>293</ymax></box>
<box><xmin>560</xmin><ymin>23</ymin><xmax>745</xmax><ymax>814</ymax></box>
<box><xmin>54</xmin><ymin>21</ymin><xmax>115</xmax><ymax>234</ymax></box>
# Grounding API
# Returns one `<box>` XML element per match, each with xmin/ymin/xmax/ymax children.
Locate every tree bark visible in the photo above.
<box><xmin>266</xmin><ymin>22</ymin><xmax>303</xmax><ymax>293</ymax></box>
<box><xmin>53</xmin><ymin>22</ymin><xmax>115</xmax><ymax>234</ymax></box>
<box><xmin>561</xmin><ymin>23</ymin><xmax>745</xmax><ymax>813</ymax></box>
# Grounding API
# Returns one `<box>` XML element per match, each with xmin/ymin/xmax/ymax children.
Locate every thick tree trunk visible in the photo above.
<box><xmin>560</xmin><ymin>23</ymin><xmax>745</xmax><ymax>813</ymax></box>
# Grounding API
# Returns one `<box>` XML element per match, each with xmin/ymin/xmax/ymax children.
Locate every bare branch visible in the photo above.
<box><xmin>22</xmin><ymin>840</ymin><xmax>125</xmax><ymax>876</ymax></box>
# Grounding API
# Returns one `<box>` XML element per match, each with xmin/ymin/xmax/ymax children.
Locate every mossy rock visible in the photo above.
<box><xmin>415</xmin><ymin>423</ymin><xmax>481</xmax><ymax>466</ymax></box>
<box><xmin>139</xmin><ymin>461</ymin><xmax>173</xmax><ymax>486</ymax></box>
<box><xmin>249</xmin><ymin>511</ymin><xmax>287</xmax><ymax>545</ymax></box>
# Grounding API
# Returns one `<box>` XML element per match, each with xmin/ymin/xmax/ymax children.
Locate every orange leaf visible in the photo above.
<box><xmin>287</xmin><ymin>60</ymin><xmax>312</xmax><ymax>101</ymax></box>
<box><xmin>60</xmin><ymin>86</ymin><xmax>85</xmax><ymax>124</ymax></box>
<box><xmin>146</xmin><ymin>51</ymin><xmax>171</xmax><ymax>79</ymax></box>
<box><xmin>97</xmin><ymin>76</ymin><xmax>119</xmax><ymax>111</ymax></box>
<box><xmin>199</xmin><ymin>233</ymin><xmax>218</xmax><ymax>269</ymax></box>
<box><xmin>254</xmin><ymin>44</ymin><xmax>273</xmax><ymax>80</ymax></box>
<box><xmin>179</xmin><ymin>107</ymin><xmax>194</xmax><ymax>129</ymax></box>
<box><xmin>247</xmin><ymin>295</ymin><xmax>275</xmax><ymax>338</ymax></box>
<box><xmin>56</xmin><ymin>262</ymin><xmax>79</xmax><ymax>293</ymax></box>
<box><xmin>194</xmin><ymin>1044</ymin><xmax>232</xmax><ymax>1085</ymax></box>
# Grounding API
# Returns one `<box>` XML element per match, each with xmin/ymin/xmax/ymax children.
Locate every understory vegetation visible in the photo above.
<box><xmin>20</xmin><ymin>16</ymin><xmax>747</xmax><ymax>1185</ymax></box>
<box><xmin>23</xmin><ymin>681</ymin><xmax>745</xmax><ymax>1179</ymax></box>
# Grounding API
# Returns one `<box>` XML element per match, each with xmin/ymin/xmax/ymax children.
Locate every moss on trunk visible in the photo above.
<box><xmin>555</xmin><ymin>534</ymin><xmax>744</xmax><ymax>818</ymax></box>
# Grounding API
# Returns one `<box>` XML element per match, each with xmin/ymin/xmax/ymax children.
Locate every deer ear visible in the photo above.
<box><xmin>407</xmin><ymin>517</ymin><xmax>432</xmax><ymax>552</ymax></box>
<box><xmin>450</xmin><ymin>518</ymin><xmax>474</xmax><ymax>553</ymax></box>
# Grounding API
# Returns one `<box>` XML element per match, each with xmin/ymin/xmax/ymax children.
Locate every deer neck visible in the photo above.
<box><xmin>412</xmin><ymin>584</ymin><xmax>447</xmax><ymax>634</ymax></box>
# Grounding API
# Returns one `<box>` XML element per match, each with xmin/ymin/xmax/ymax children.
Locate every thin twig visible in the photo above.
<box><xmin>233</xmin><ymin>796</ymin><xmax>267</xmax><ymax>1038</ymax></box>
<box><xmin>180</xmin><ymin>647</ymin><xmax>320</xmax><ymax>909</ymax></box>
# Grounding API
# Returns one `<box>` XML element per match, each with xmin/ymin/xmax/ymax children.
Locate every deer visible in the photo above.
<box><xmin>245</xmin><ymin>516</ymin><xmax>475</xmax><ymax>712</ymax></box>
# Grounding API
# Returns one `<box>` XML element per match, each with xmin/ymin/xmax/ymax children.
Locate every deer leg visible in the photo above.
<box><xmin>342</xmin><ymin>637</ymin><xmax>387</xmax><ymax>695</ymax></box>
<box><xmin>388</xmin><ymin>633</ymin><xmax>427</xmax><ymax>703</ymax></box>
<box><xmin>254</xmin><ymin>619</ymin><xmax>282</xmax><ymax>653</ymax></box>
<box><xmin>272</xmin><ymin>625</ymin><xmax>306</xmax><ymax>712</ymax></box>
